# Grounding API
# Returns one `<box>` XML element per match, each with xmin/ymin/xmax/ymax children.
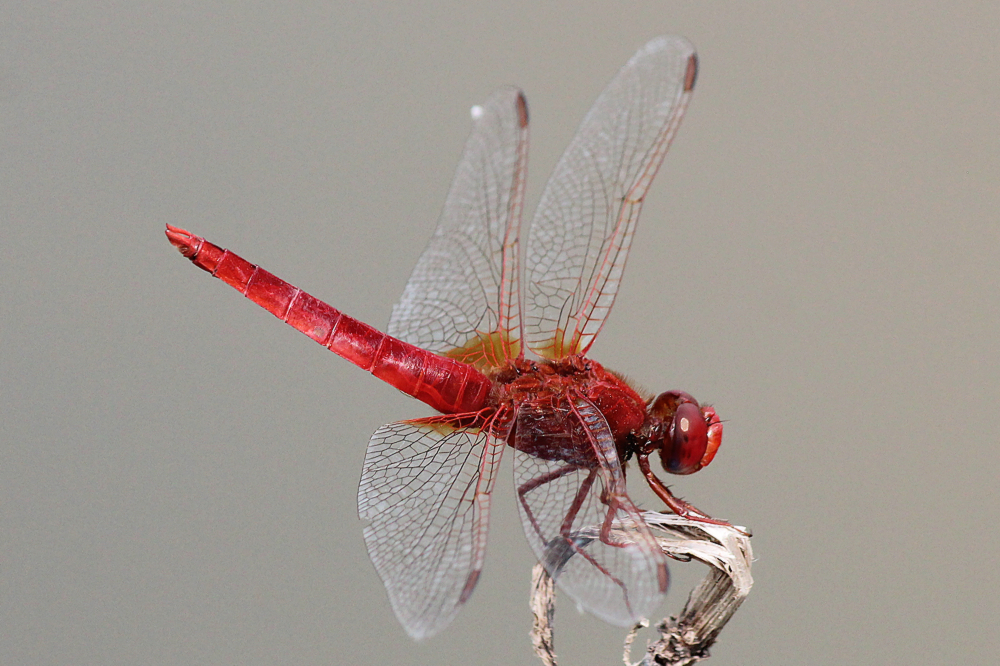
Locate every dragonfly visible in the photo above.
<box><xmin>166</xmin><ymin>35</ymin><xmax>729</xmax><ymax>640</ymax></box>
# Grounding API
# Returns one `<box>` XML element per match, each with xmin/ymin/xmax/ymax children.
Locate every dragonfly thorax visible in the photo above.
<box><xmin>489</xmin><ymin>355</ymin><xmax>648</xmax><ymax>455</ymax></box>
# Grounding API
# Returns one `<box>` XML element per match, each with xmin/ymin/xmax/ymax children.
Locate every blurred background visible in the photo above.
<box><xmin>3</xmin><ymin>2</ymin><xmax>998</xmax><ymax>664</ymax></box>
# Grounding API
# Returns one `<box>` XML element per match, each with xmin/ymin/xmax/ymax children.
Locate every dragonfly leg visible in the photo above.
<box><xmin>637</xmin><ymin>451</ymin><xmax>748</xmax><ymax>535</ymax></box>
<box><xmin>516</xmin><ymin>463</ymin><xmax>587</xmax><ymax>553</ymax></box>
<box><xmin>517</xmin><ymin>465</ymin><xmax>631</xmax><ymax>603</ymax></box>
<box><xmin>597</xmin><ymin>496</ymin><xmax>640</xmax><ymax>549</ymax></box>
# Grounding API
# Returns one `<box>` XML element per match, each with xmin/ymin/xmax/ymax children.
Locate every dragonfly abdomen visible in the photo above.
<box><xmin>166</xmin><ymin>225</ymin><xmax>492</xmax><ymax>415</ymax></box>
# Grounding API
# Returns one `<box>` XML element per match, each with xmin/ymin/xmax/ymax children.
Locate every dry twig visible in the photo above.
<box><xmin>529</xmin><ymin>512</ymin><xmax>753</xmax><ymax>666</ymax></box>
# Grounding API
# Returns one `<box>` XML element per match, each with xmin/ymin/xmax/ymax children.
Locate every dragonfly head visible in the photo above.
<box><xmin>647</xmin><ymin>391</ymin><xmax>722</xmax><ymax>475</ymax></box>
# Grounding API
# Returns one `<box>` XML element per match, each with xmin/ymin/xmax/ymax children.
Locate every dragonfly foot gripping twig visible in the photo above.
<box><xmin>530</xmin><ymin>512</ymin><xmax>753</xmax><ymax>666</ymax></box>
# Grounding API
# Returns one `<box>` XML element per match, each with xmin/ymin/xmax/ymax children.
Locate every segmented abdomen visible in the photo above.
<box><xmin>166</xmin><ymin>226</ymin><xmax>493</xmax><ymax>415</ymax></box>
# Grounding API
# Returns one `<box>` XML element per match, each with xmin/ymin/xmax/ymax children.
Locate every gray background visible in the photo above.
<box><xmin>3</xmin><ymin>2</ymin><xmax>998</xmax><ymax>665</ymax></box>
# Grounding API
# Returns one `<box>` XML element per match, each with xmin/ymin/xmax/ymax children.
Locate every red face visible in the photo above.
<box><xmin>648</xmin><ymin>391</ymin><xmax>723</xmax><ymax>475</ymax></box>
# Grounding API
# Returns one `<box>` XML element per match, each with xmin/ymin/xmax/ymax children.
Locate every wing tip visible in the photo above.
<box><xmin>516</xmin><ymin>91</ymin><xmax>529</xmax><ymax>128</ymax></box>
<box><xmin>458</xmin><ymin>568</ymin><xmax>481</xmax><ymax>603</ymax></box>
<box><xmin>638</xmin><ymin>36</ymin><xmax>698</xmax><ymax>92</ymax></box>
<box><xmin>684</xmin><ymin>53</ymin><xmax>698</xmax><ymax>92</ymax></box>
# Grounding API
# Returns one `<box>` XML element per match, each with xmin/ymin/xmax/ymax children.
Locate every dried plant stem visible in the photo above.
<box><xmin>529</xmin><ymin>512</ymin><xmax>753</xmax><ymax>666</ymax></box>
<box><xmin>530</xmin><ymin>562</ymin><xmax>558</xmax><ymax>666</ymax></box>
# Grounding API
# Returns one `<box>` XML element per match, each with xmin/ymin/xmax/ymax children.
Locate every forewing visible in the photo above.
<box><xmin>524</xmin><ymin>36</ymin><xmax>697</xmax><ymax>358</ymax></box>
<box><xmin>358</xmin><ymin>415</ymin><xmax>505</xmax><ymax>639</ymax></box>
<box><xmin>512</xmin><ymin>395</ymin><xmax>669</xmax><ymax>626</ymax></box>
<box><xmin>388</xmin><ymin>87</ymin><xmax>529</xmax><ymax>371</ymax></box>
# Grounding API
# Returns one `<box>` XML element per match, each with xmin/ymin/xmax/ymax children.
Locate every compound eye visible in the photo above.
<box><xmin>649</xmin><ymin>390</ymin><xmax>696</xmax><ymax>421</ymax></box>
<box><xmin>662</xmin><ymin>401</ymin><xmax>708</xmax><ymax>475</ymax></box>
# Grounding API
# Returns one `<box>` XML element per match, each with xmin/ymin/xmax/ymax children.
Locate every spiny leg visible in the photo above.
<box><xmin>637</xmin><ymin>451</ymin><xmax>746</xmax><ymax>533</ymax></box>
<box><xmin>518</xmin><ymin>465</ymin><xmax>632</xmax><ymax>606</ymax></box>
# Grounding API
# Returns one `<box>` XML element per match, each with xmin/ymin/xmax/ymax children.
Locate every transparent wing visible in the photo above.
<box><xmin>512</xmin><ymin>395</ymin><xmax>669</xmax><ymax>626</ymax></box>
<box><xmin>388</xmin><ymin>87</ymin><xmax>529</xmax><ymax>371</ymax></box>
<box><xmin>358</xmin><ymin>415</ymin><xmax>505</xmax><ymax>639</ymax></box>
<box><xmin>524</xmin><ymin>35</ymin><xmax>697</xmax><ymax>358</ymax></box>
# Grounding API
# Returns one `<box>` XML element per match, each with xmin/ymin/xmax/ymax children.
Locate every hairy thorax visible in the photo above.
<box><xmin>486</xmin><ymin>355</ymin><xmax>648</xmax><ymax>465</ymax></box>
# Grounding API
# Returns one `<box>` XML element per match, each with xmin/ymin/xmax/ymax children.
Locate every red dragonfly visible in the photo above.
<box><xmin>167</xmin><ymin>35</ymin><xmax>727</xmax><ymax>639</ymax></box>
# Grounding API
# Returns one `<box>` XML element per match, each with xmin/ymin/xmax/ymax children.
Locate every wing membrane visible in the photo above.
<box><xmin>524</xmin><ymin>36</ymin><xmax>697</xmax><ymax>358</ymax></box>
<box><xmin>388</xmin><ymin>87</ymin><xmax>529</xmax><ymax>371</ymax></box>
<box><xmin>512</xmin><ymin>395</ymin><xmax>668</xmax><ymax>626</ymax></box>
<box><xmin>358</xmin><ymin>416</ymin><xmax>504</xmax><ymax>639</ymax></box>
